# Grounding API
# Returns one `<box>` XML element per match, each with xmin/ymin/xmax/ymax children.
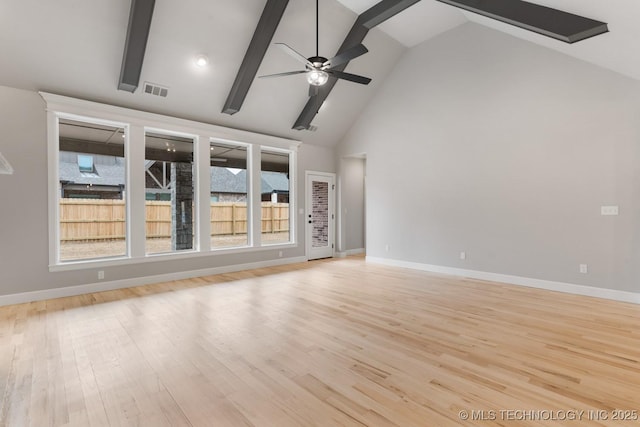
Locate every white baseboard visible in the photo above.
<box><xmin>366</xmin><ymin>256</ymin><xmax>640</xmax><ymax>305</ymax></box>
<box><xmin>0</xmin><ymin>256</ymin><xmax>308</xmax><ymax>307</ymax></box>
<box><xmin>346</xmin><ymin>248</ymin><xmax>365</xmax><ymax>256</ymax></box>
<box><xmin>335</xmin><ymin>248</ymin><xmax>364</xmax><ymax>258</ymax></box>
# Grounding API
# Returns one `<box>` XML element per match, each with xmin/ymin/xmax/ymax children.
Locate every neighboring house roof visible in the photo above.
<box><xmin>211</xmin><ymin>168</ymin><xmax>247</xmax><ymax>194</ymax></box>
<box><xmin>59</xmin><ymin>161</ymin><xmax>125</xmax><ymax>187</ymax></box>
<box><xmin>260</xmin><ymin>171</ymin><xmax>289</xmax><ymax>194</ymax></box>
<box><xmin>211</xmin><ymin>168</ymin><xmax>289</xmax><ymax>194</ymax></box>
<box><xmin>60</xmin><ymin>161</ymin><xmax>288</xmax><ymax>194</ymax></box>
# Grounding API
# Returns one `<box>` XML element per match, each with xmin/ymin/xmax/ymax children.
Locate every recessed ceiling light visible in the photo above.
<box><xmin>195</xmin><ymin>54</ymin><xmax>209</xmax><ymax>68</ymax></box>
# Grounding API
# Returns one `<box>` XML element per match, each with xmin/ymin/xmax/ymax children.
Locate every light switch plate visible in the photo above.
<box><xmin>601</xmin><ymin>206</ymin><xmax>619</xmax><ymax>216</ymax></box>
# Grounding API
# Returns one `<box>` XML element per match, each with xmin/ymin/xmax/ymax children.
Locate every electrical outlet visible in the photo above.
<box><xmin>460</xmin><ymin>252</ymin><xmax>466</xmax><ymax>260</ymax></box>
<box><xmin>579</xmin><ymin>264</ymin><xmax>588</xmax><ymax>274</ymax></box>
<box><xmin>98</xmin><ymin>270</ymin><xmax>105</xmax><ymax>280</ymax></box>
<box><xmin>385</xmin><ymin>244</ymin><xmax>390</xmax><ymax>252</ymax></box>
<box><xmin>278</xmin><ymin>251</ymin><xmax>283</xmax><ymax>258</ymax></box>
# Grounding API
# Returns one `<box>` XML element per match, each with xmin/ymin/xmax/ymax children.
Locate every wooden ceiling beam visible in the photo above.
<box><xmin>436</xmin><ymin>0</ymin><xmax>608</xmax><ymax>43</ymax></box>
<box><xmin>118</xmin><ymin>0</ymin><xmax>156</xmax><ymax>92</ymax></box>
<box><xmin>222</xmin><ymin>0</ymin><xmax>290</xmax><ymax>115</ymax></box>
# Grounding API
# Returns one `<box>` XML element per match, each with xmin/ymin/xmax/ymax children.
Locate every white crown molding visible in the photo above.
<box><xmin>39</xmin><ymin>92</ymin><xmax>301</xmax><ymax>150</ymax></box>
<box><xmin>0</xmin><ymin>256</ymin><xmax>307</xmax><ymax>307</ymax></box>
<box><xmin>367</xmin><ymin>256</ymin><xmax>640</xmax><ymax>305</ymax></box>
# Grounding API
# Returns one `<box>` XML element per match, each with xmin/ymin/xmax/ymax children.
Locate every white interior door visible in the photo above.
<box><xmin>306</xmin><ymin>172</ymin><xmax>335</xmax><ymax>260</ymax></box>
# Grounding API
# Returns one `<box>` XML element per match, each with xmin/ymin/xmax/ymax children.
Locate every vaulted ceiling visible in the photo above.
<box><xmin>0</xmin><ymin>1</ymin><xmax>635</xmax><ymax>148</ymax></box>
<box><xmin>337</xmin><ymin>0</ymin><xmax>640</xmax><ymax>81</ymax></box>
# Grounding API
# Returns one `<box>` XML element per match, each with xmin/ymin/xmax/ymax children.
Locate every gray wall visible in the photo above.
<box><xmin>0</xmin><ymin>85</ymin><xmax>335</xmax><ymax>296</ymax></box>
<box><xmin>338</xmin><ymin>157</ymin><xmax>366</xmax><ymax>252</ymax></box>
<box><xmin>338</xmin><ymin>23</ymin><xmax>640</xmax><ymax>293</ymax></box>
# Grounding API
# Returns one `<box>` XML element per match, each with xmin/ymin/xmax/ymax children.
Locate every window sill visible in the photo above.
<box><xmin>49</xmin><ymin>242</ymin><xmax>298</xmax><ymax>272</ymax></box>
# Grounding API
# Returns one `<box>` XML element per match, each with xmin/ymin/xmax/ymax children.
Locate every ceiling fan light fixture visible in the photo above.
<box><xmin>307</xmin><ymin>69</ymin><xmax>328</xmax><ymax>86</ymax></box>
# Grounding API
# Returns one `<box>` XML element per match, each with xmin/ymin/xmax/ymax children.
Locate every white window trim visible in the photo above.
<box><xmin>48</xmin><ymin>112</ymin><xmax>131</xmax><ymax>266</ymax></box>
<box><xmin>143</xmin><ymin>126</ymin><xmax>201</xmax><ymax>256</ymax></box>
<box><xmin>260</xmin><ymin>147</ymin><xmax>296</xmax><ymax>247</ymax></box>
<box><xmin>42</xmin><ymin>92</ymin><xmax>300</xmax><ymax>272</ymax></box>
<box><xmin>209</xmin><ymin>137</ymin><xmax>253</xmax><ymax>251</ymax></box>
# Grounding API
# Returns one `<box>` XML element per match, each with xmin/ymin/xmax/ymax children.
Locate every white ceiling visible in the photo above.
<box><xmin>0</xmin><ymin>0</ymin><xmax>405</xmax><ymax>147</ymax></box>
<box><xmin>336</xmin><ymin>0</ymin><xmax>640</xmax><ymax>81</ymax></box>
<box><xmin>335</xmin><ymin>0</ymin><xmax>467</xmax><ymax>46</ymax></box>
<box><xmin>0</xmin><ymin>0</ymin><xmax>636</xmax><ymax>149</ymax></box>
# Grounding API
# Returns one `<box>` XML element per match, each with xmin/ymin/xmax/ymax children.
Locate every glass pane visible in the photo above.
<box><xmin>58</xmin><ymin>118</ymin><xmax>126</xmax><ymax>261</ymax></box>
<box><xmin>77</xmin><ymin>155</ymin><xmax>94</xmax><ymax>173</ymax></box>
<box><xmin>261</xmin><ymin>150</ymin><xmax>290</xmax><ymax>245</ymax></box>
<box><xmin>210</xmin><ymin>141</ymin><xmax>248</xmax><ymax>248</ymax></box>
<box><xmin>311</xmin><ymin>181</ymin><xmax>329</xmax><ymax>248</ymax></box>
<box><xmin>145</xmin><ymin>131</ymin><xmax>194</xmax><ymax>254</ymax></box>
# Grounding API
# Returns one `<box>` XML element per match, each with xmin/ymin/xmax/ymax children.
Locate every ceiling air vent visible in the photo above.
<box><xmin>307</xmin><ymin>125</ymin><xmax>318</xmax><ymax>132</ymax></box>
<box><xmin>143</xmin><ymin>82</ymin><xmax>169</xmax><ymax>98</ymax></box>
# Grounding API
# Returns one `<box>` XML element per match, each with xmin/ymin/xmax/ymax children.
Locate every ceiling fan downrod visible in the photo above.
<box><xmin>258</xmin><ymin>0</ymin><xmax>372</xmax><ymax>93</ymax></box>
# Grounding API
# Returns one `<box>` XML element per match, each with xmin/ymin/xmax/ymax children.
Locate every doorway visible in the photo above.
<box><xmin>305</xmin><ymin>171</ymin><xmax>335</xmax><ymax>260</ymax></box>
<box><xmin>339</xmin><ymin>156</ymin><xmax>366</xmax><ymax>256</ymax></box>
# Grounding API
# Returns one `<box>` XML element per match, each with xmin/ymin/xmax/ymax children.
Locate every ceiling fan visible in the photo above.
<box><xmin>259</xmin><ymin>0</ymin><xmax>372</xmax><ymax>97</ymax></box>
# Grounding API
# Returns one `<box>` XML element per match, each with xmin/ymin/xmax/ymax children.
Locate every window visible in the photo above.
<box><xmin>145</xmin><ymin>131</ymin><xmax>195</xmax><ymax>255</ymax></box>
<box><xmin>210</xmin><ymin>141</ymin><xmax>249</xmax><ymax>249</ymax></box>
<box><xmin>77</xmin><ymin>155</ymin><xmax>98</xmax><ymax>176</ymax></box>
<box><xmin>57</xmin><ymin>118</ymin><xmax>127</xmax><ymax>262</ymax></box>
<box><xmin>261</xmin><ymin>149</ymin><xmax>291</xmax><ymax>245</ymax></box>
<box><xmin>45</xmin><ymin>93</ymin><xmax>299</xmax><ymax>270</ymax></box>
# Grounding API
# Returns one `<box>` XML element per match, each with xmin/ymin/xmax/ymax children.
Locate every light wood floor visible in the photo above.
<box><xmin>1</xmin><ymin>257</ymin><xmax>639</xmax><ymax>426</ymax></box>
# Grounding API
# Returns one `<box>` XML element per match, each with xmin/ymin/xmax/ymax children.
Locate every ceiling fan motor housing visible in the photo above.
<box><xmin>307</xmin><ymin>56</ymin><xmax>329</xmax><ymax>68</ymax></box>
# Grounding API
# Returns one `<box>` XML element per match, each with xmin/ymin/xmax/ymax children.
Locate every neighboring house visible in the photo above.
<box><xmin>260</xmin><ymin>170</ymin><xmax>290</xmax><ymax>203</ymax></box>
<box><xmin>59</xmin><ymin>154</ymin><xmax>289</xmax><ymax>202</ymax></box>
<box><xmin>208</xmin><ymin>167</ymin><xmax>291</xmax><ymax>202</ymax></box>
<box><xmin>59</xmin><ymin>151</ymin><xmax>125</xmax><ymax>199</ymax></box>
<box><xmin>210</xmin><ymin>167</ymin><xmax>247</xmax><ymax>202</ymax></box>
<box><xmin>209</xmin><ymin>167</ymin><xmax>291</xmax><ymax>202</ymax></box>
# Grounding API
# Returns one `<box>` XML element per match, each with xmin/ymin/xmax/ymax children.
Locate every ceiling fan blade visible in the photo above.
<box><xmin>323</xmin><ymin>44</ymin><xmax>368</xmax><ymax>69</ymax></box>
<box><xmin>309</xmin><ymin>85</ymin><xmax>319</xmax><ymax>97</ymax></box>
<box><xmin>275</xmin><ymin>43</ymin><xmax>314</xmax><ymax>68</ymax></box>
<box><xmin>259</xmin><ymin>70</ymin><xmax>307</xmax><ymax>79</ymax></box>
<box><xmin>326</xmin><ymin>70</ymin><xmax>372</xmax><ymax>85</ymax></box>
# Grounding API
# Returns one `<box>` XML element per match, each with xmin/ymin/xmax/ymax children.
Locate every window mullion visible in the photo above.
<box><xmin>249</xmin><ymin>146</ymin><xmax>262</xmax><ymax>247</ymax></box>
<box><xmin>128</xmin><ymin>124</ymin><xmax>146</xmax><ymax>258</ymax></box>
<box><xmin>197</xmin><ymin>135</ymin><xmax>211</xmax><ymax>252</ymax></box>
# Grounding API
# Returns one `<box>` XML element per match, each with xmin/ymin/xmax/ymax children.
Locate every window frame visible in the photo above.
<box><xmin>50</xmin><ymin>112</ymin><xmax>131</xmax><ymax>266</ymax></box>
<box><xmin>208</xmin><ymin>137</ymin><xmax>252</xmax><ymax>251</ymax></box>
<box><xmin>43</xmin><ymin>93</ymin><xmax>299</xmax><ymax>272</ymax></box>
<box><xmin>143</xmin><ymin>127</ymin><xmax>199</xmax><ymax>256</ymax></box>
<box><xmin>259</xmin><ymin>147</ymin><xmax>296</xmax><ymax>247</ymax></box>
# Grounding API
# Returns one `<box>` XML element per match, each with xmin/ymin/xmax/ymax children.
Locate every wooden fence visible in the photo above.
<box><xmin>59</xmin><ymin>199</ymin><xmax>289</xmax><ymax>242</ymax></box>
